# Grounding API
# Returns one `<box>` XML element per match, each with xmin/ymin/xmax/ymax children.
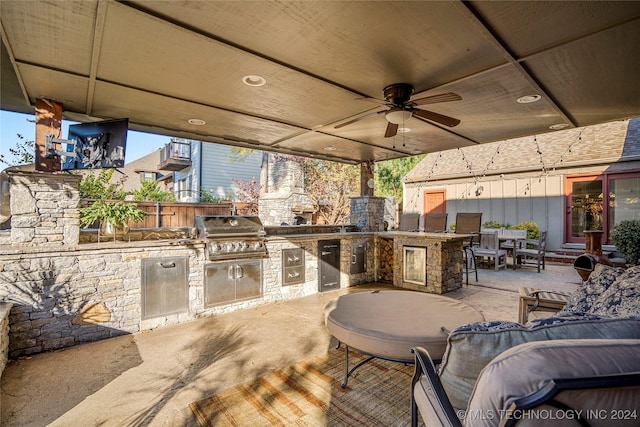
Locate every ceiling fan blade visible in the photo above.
<box><xmin>411</xmin><ymin>92</ymin><xmax>462</xmax><ymax>106</ymax></box>
<box><xmin>412</xmin><ymin>108</ymin><xmax>461</xmax><ymax>127</ymax></box>
<box><xmin>384</xmin><ymin>122</ymin><xmax>398</xmax><ymax>138</ymax></box>
<box><xmin>355</xmin><ymin>96</ymin><xmax>388</xmax><ymax>105</ymax></box>
<box><xmin>334</xmin><ymin>110</ymin><xmax>385</xmax><ymax>129</ymax></box>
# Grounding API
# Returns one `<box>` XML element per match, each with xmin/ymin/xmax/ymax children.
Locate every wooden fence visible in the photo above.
<box><xmin>80</xmin><ymin>201</ymin><xmax>257</xmax><ymax>229</ymax></box>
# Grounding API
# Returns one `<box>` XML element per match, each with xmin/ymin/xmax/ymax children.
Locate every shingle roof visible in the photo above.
<box><xmin>405</xmin><ymin>118</ymin><xmax>639</xmax><ymax>183</ymax></box>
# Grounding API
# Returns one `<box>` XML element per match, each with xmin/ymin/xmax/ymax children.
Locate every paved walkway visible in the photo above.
<box><xmin>1</xmin><ymin>263</ymin><xmax>581</xmax><ymax>427</ymax></box>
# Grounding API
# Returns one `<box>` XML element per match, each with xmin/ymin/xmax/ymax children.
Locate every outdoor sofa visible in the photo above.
<box><xmin>411</xmin><ymin>263</ymin><xmax>640</xmax><ymax>426</ymax></box>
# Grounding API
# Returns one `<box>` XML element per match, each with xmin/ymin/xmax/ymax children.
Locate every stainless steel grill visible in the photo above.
<box><xmin>195</xmin><ymin>215</ymin><xmax>267</xmax><ymax>260</ymax></box>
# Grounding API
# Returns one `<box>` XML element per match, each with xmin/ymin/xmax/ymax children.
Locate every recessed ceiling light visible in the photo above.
<box><xmin>398</xmin><ymin>127</ymin><xmax>411</xmax><ymax>133</ymax></box>
<box><xmin>188</xmin><ymin>118</ymin><xmax>206</xmax><ymax>126</ymax></box>
<box><xmin>323</xmin><ymin>146</ymin><xmax>336</xmax><ymax>151</ymax></box>
<box><xmin>242</xmin><ymin>75</ymin><xmax>266</xmax><ymax>87</ymax></box>
<box><xmin>549</xmin><ymin>123</ymin><xmax>570</xmax><ymax>130</ymax></box>
<box><xmin>516</xmin><ymin>95</ymin><xmax>541</xmax><ymax>104</ymax></box>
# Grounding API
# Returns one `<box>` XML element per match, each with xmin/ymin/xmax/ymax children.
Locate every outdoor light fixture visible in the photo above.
<box><xmin>242</xmin><ymin>75</ymin><xmax>266</xmax><ymax>87</ymax></box>
<box><xmin>398</xmin><ymin>127</ymin><xmax>411</xmax><ymax>133</ymax></box>
<box><xmin>550</xmin><ymin>123</ymin><xmax>570</xmax><ymax>130</ymax></box>
<box><xmin>323</xmin><ymin>146</ymin><xmax>336</xmax><ymax>151</ymax></box>
<box><xmin>385</xmin><ymin>107</ymin><xmax>412</xmax><ymax>124</ymax></box>
<box><xmin>188</xmin><ymin>118</ymin><xmax>206</xmax><ymax>126</ymax></box>
<box><xmin>516</xmin><ymin>95</ymin><xmax>541</xmax><ymax>104</ymax></box>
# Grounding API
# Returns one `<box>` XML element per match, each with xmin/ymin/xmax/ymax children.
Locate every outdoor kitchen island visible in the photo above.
<box><xmin>264</xmin><ymin>227</ymin><xmax>468</xmax><ymax>296</ymax></box>
<box><xmin>377</xmin><ymin>231</ymin><xmax>468</xmax><ymax>294</ymax></box>
<box><xmin>1</xmin><ymin>171</ymin><xmax>467</xmax><ymax>358</ymax></box>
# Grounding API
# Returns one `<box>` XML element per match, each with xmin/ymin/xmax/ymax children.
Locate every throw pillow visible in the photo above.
<box><xmin>556</xmin><ymin>263</ymin><xmax>625</xmax><ymax>316</ymax></box>
<box><xmin>590</xmin><ymin>265</ymin><xmax>640</xmax><ymax>317</ymax></box>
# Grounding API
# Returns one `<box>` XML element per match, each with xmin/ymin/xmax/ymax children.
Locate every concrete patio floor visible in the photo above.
<box><xmin>1</xmin><ymin>263</ymin><xmax>581</xmax><ymax>427</ymax></box>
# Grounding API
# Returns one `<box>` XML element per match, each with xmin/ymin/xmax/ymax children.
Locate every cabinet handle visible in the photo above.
<box><xmin>160</xmin><ymin>262</ymin><xmax>176</xmax><ymax>268</ymax></box>
<box><xmin>235</xmin><ymin>264</ymin><xmax>244</xmax><ymax>279</ymax></box>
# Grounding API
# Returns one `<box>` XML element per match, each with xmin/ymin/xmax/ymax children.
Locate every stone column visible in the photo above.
<box><xmin>7</xmin><ymin>170</ymin><xmax>81</xmax><ymax>246</ymax></box>
<box><xmin>350</xmin><ymin>196</ymin><xmax>385</xmax><ymax>232</ymax></box>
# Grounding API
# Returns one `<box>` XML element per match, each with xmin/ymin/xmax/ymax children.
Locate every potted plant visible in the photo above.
<box><xmin>79</xmin><ymin>199</ymin><xmax>146</xmax><ymax>241</ymax></box>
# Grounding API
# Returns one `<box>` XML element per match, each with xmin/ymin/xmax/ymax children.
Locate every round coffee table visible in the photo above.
<box><xmin>324</xmin><ymin>289</ymin><xmax>484</xmax><ymax>387</ymax></box>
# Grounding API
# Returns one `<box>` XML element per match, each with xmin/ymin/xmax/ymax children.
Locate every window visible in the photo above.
<box><xmin>566</xmin><ymin>170</ymin><xmax>640</xmax><ymax>244</ymax></box>
<box><xmin>177</xmin><ymin>177</ymin><xmax>192</xmax><ymax>200</ymax></box>
<box><xmin>609</xmin><ymin>174</ymin><xmax>640</xmax><ymax>230</ymax></box>
<box><xmin>140</xmin><ymin>171</ymin><xmax>155</xmax><ymax>182</ymax></box>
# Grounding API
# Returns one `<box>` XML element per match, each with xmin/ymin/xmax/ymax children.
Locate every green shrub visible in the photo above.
<box><xmin>509</xmin><ymin>221</ymin><xmax>539</xmax><ymax>240</ymax></box>
<box><xmin>611</xmin><ymin>220</ymin><xmax>640</xmax><ymax>265</ymax></box>
<box><xmin>482</xmin><ymin>220</ymin><xmax>504</xmax><ymax>229</ymax></box>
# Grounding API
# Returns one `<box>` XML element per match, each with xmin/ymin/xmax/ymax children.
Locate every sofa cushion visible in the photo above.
<box><xmin>556</xmin><ymin>263</ymin><xmax>625</xmax><ymax>316</ymax></box>
<box><xmin>590</xmin><ymin>265</ymin><xmax>640</xmax><ymax>317</ymax></box>
<box><xmin>466</xmin><ymin>339</ymin><xmax>640</xmax><ymax>427</ymax></box>
<box><xmin>437</xmin><ymin>315</ymin><xmax>640</xmax><ymax>410</ymax></box>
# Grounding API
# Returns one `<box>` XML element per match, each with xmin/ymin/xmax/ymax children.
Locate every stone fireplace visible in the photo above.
<box><xmin>258</xmin><ymin>154</ymin><xmax>316</xmax><ymax>226</ymax></box>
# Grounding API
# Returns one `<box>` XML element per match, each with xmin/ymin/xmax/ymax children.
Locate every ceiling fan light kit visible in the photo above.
<box><xmin>385</xmin><ymin>108</ymin><xmax>412</xmax><ymax>124</ymax></box>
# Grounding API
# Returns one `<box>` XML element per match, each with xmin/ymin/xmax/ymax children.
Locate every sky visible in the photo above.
<box><xmin>0</xmin><ymin>110</ymin><xmax>171</xmax><ymax>165</ymax></box>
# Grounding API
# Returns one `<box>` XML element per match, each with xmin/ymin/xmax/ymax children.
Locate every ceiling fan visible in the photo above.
<box><xmin>335</xmin><ymin>83</ymin><xmax>461</xmax><ymax>138</ymax></box>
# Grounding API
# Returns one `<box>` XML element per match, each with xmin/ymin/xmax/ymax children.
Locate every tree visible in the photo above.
<box><xmin>0</xmin><ymin>133</ymin><xmax>35</xmax><ymax>167</ymax></box>
<box><xmin>232</xmin><ymin>177</ymin><xmax>260</xmax><ymax>214</ymax></box>
<box><xmin>303</xmin><ymin>159</ymin><xmax>360</xmax><ymax>225</ymax></box>
<box><xmin>133</xmin><ymin>181</ymin><xmax>176</xmax><ymax>202</ymax></box>
<box><xmin>374</xmin><ymin>155</ymin><xmax>425</xmax><ymax>201</ymax></box>
<box><xmin>78</xmin><ymin>169</ymin><xmax>126</xmax><ymax>200</ymax></box>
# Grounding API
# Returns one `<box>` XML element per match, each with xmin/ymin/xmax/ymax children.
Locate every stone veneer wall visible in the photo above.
<box><xmin>350</xmin><ymin>196</ymin><xmax>385</xmax><ymax>232</ymax></box>
<box><xmin>7</xmin><ymin>170</ymin><xmax>81</xmax><ymax>246</ymax></box>
<box><xmin>1</xmin><ymin>234</ymin><xmax>377</xmax><ymax>358</ymax></box>
<box><xmin>1</xmin><ymin>242</ymin><xmax>206</xmax><ymax>357</ymax></box>
<box><xmin>0</xmin><ymin>302</ymin><xmax>10</xmax><ymax>416</ymax></box>
<box><xmin>259</xmin><ymin>191</ymin><xmax>315</xmax><ymax>226</ymax></box>
<box><xmin>392</xmin><ymin>234</ymin><xmax>464</xmax><ymax>294</ymax></box>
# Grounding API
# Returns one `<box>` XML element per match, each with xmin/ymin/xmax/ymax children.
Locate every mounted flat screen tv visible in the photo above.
<box><xmin>61</xmin><ymin>118</ymin><xmax>128</xmax><ymax>170</ymax></box>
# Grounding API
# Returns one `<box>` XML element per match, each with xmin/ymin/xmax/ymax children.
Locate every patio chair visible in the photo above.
<box><xmin>473</xmin><ymin>230</ymin><xmax>508</xmax><ymax>270</ymax></box>
<box><xmin>514</xmin><ymin>231</ymin><xmax>547</xmax><ymax>272</ymax></box>
<box><xmin>411</xmin><ymin>339</ymin><xmax>640</xmax><ymax>427</ymax></box>
<box><xmin>399</xmin><ymin>213</ymin><xmax>420</xmax><ymax>231</ymax></box>
<box><xmin>423</xmin><ymin>213</ymin><xmax>447</xmax><ymax>232</ymax></box>
<box><xmin>455</xmin><ymin>213</ymin><xmax>482</xmax><ymax>284</ymax></box>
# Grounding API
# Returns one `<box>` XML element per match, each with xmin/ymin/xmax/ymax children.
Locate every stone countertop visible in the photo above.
<box><xmin>265</xmin><ymin>231</ymin><xmax>375</xmax><ymax>241</ymax></box>
<box><xmin>265</xmin><ymin>230</ymin><xmax>473</xmax><ymax>241</ymax></box>
<box><xmin>377</xmin><ymin>231</ymin><xmax>471</xmax><ymax>241</ymax></box>
<box><xmin>0</xmin><ymin>238</ymin><xmax>205</xmax><ymax>256</ymax></box>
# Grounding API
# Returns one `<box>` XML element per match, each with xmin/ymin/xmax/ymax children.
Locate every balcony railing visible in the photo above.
<box><xmin>158</xmin><ymin>141</ymin><xmax>192</xmax><ymax>171</ymax></box>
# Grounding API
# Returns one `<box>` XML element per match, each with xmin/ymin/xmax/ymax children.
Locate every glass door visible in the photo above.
<box><xmin>566</xmin><ymin>176</ymin><xmax>604</xmax><ymax>243</ymax></box>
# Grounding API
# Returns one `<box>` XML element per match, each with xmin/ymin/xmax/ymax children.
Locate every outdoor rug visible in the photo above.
<box><xmin>189</xmin><ymin>348</ymin><xmax>418</xmax><ymax>426</ymax></box>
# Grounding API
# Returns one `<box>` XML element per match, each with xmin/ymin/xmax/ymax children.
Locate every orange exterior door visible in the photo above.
<box><xmin>424</xmin><ymin>190</ymin><xmax>446</xmax><ymax>214</ymax></box>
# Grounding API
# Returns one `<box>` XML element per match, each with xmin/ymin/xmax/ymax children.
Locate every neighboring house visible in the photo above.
<box><xmin>402</xmin><ymin>118</ymin><xmax>640</xmax><ymax>252</ymax></box>
<box><xmin>118</xmin><ymin>148</ymin><xmax>165</xmax><ymax>193</ymax></box>
<box><xmin>158</xmin><ymin>138</ymin><xmax>262</xmax><ymax>202</ymax></box>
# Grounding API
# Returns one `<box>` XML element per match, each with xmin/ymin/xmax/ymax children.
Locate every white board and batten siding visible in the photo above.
<box><xmin>404</xmin><ymin>174</ymin><xmax>563</xmax><ymax>249</ymax></box>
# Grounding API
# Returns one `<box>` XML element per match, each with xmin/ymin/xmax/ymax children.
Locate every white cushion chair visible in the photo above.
<box><xmin>411</xmin><ymin>339</ymin><xmax>640</xmax><ymax>427</ymax></box>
